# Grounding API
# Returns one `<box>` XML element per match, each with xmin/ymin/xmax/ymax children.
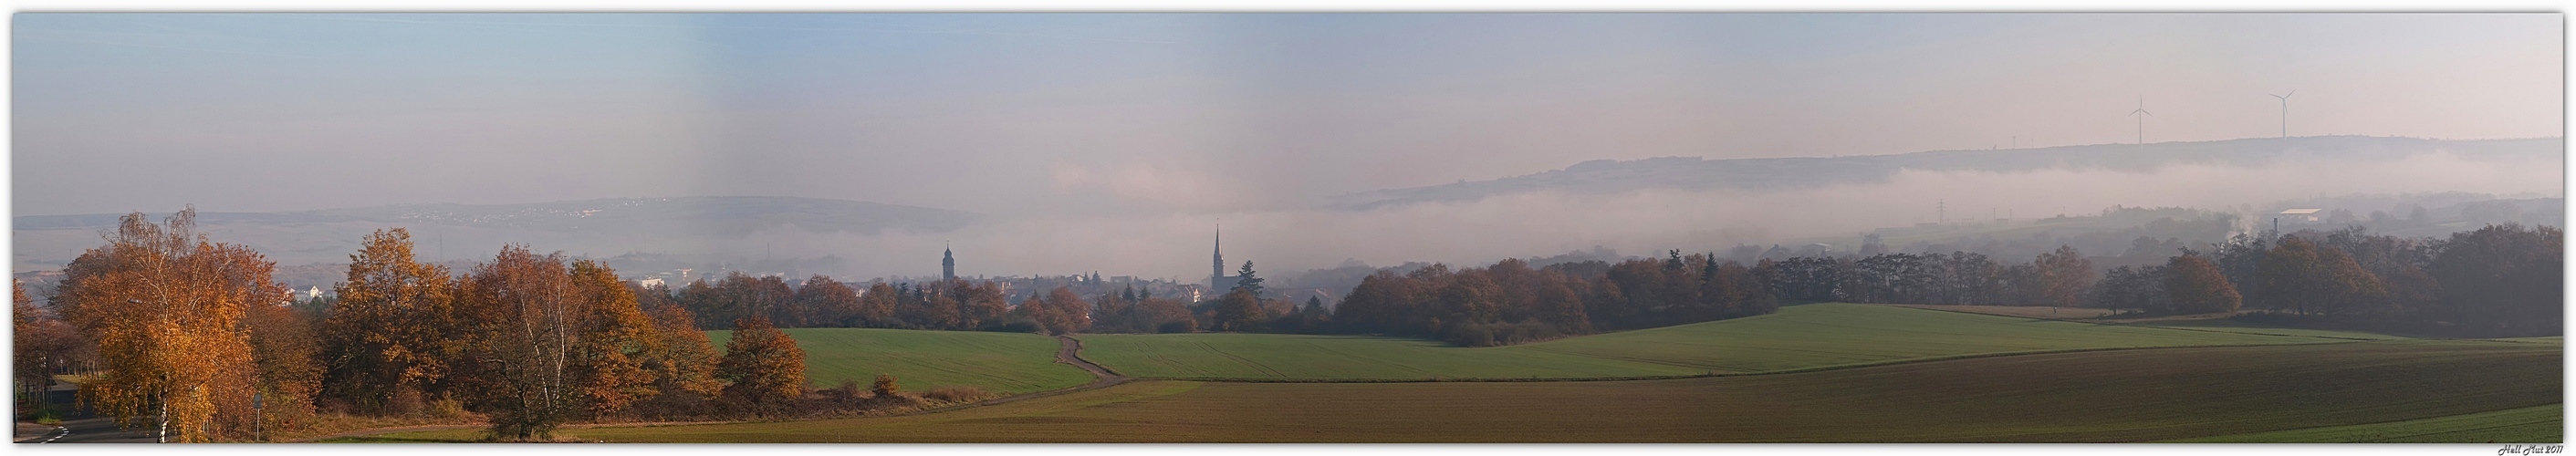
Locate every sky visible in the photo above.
<box><xmin>12</xmin><ymin>13</ymin><xmax>2567</xmax><ymax>279</ymax></box>
<box><xmin>16</xmin><ymin>13</ymin><xmax>2564</xmax><ymax>217</ymax></box>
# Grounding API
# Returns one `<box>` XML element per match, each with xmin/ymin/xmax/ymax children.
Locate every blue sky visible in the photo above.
<box><xmin>15</xmin><ymin>13</ymin><xmax>2563</xmax><ymax>216</ymax></box>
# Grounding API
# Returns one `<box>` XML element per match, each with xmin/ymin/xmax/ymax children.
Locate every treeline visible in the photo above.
<box><xmin>643</xmin><ymin>272</ymin><xmax>1100</xmax><ymax>336</ymax></box>
<box><xmin>2089</xmin><ymin>224</ymin><xmax>2560</xmax><ymax>336</ymax></box>
<box><xmin>8</xmin><ymin>210</ymin><xmax>911</xmax><ymax>442</ymax></box>
<box><xmin>1746</xmin><ymin>223</ymin><xmax>2560</xmax><ymax>337</ymax></box>
<box><xmin>1330</xmin><ymin>254</ymin><xmax>1778</xmax><ymax>347</ymax></box>
<box><xmin>1760</xmin><ymin>245</ymin><xmax>2099</xmax><ymax>307</ymax></box>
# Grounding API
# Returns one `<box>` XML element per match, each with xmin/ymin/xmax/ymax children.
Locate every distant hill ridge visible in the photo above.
<box><xmin>1325</xmin><ymin>136</ymin><xmax>2564</xmax><ymax>211</ymax></box>
<box><xmin>16</xmin><ymin>195</ymin><xmax>981</xmax><ymax>235</ymax></box>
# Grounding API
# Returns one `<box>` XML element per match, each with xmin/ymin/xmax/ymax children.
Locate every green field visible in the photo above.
<box><xmin>1079</xmin><ymin>304</ymin><xmax>2352</xmax><ymax>380</ymax></box>
<box><xmin>1073</xmin><ymin>333</ymin><xmax>1705</xmax><ymax>380</ymax></box>
<box><xmin>710</xmin><ymin>327</ymin><xmax>1090</xmax><ymax>394</ymax></box>
<box><xmin>2122</xmin><ymin>317</ymin><xmax>2413</xmax><ymax>340</ymax></box>
<box><xmin>2165</xmin><ymin>404</ymin><xmax>2563</xmax><ymax>443</ymax></box>
<box><xmin>371</xmin><ymin>339</ymin><xmax>2555</xmax><ymax>442</ymax></box>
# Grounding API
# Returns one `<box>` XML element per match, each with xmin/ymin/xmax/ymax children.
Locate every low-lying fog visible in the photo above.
<box><xmin>711</xmin><ymin>146</ymin><xmax>2561</xmax><ymax>282</ymax></box>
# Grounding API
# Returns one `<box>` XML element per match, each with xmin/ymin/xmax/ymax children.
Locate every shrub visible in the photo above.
<box><xmin>823</xmin><ymin>379</ymin><xmax>862</xmax><ymax>403</ymax></box>
<box><xmin>922</xmin><ymin>386</ymin><xmax>989</xmax><ymax>403</ymax></box>
<box><xmin>870</xmin><ymin>374</ymin><xmax>900</xmax><ymax>398</ymax></box>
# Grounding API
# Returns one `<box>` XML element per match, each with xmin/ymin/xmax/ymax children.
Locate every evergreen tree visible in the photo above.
<box><xmin>1233</xmin><ymin>261</ymin><xmax>1266</xmax><ymax>296</ymax></box>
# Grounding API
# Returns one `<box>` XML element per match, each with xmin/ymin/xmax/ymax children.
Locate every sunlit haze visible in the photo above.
<box><xmin>15</xmin><ymin>13</ymin><xmax>2564</xmax><ymax>281</ymax></box>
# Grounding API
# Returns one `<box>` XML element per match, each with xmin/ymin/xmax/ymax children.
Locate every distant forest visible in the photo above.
<box><xmin>616</xmin><ymin>220</ymin><xmax>2560</xmax><ymax>346</ymax></box>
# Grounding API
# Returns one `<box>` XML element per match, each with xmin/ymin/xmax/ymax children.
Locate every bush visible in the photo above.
<box><xmin>428</xmin><ymin>396</ymin><xmax>466</xmax><ymax>420</ymax></box>
<box><xmin>922</xmin><ymin>386</ymin><xmax>989</xmax><ymax>403</ymax></box>
<box><xmin>871</xmin><ymin>374</ymin><xmax>900</xmax><ymax>398</ymax></box>
<box><xmin>823</xmin><ymin>379</ymin><xmax>863</xmax><ymax>403</ymax></box>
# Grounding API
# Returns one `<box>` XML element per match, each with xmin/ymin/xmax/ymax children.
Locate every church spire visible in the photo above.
<box><xmin>942</xmin><ymin>242</ymin><xmax>955</xmax><ymax>282</ymax></box>
<box><xmin>1211</xmin><ymin>220</ymin><xmax>1225</xmax><ymax>285</ymax></box>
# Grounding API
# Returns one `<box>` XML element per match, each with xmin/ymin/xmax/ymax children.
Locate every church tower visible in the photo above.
<box><xmin>1209</xmin><ymin>222</ymin><xmax>1240</xmax><ymax>292</ymax></box>
<box><xmin>942</xmin><ymin>244</ymin><xmax>955</xmax><ymax>282</ymax></box>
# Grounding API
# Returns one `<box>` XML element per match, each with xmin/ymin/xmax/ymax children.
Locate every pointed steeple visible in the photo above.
<box><xmin>1212</xmin><ymin>220</ymin><xmax>1227</xmax><ymax>285</ymax></box>
<box><xmin>942</xmin><ymin>242</ymin><xmax>955</xmax><ymax>282</ymax></box>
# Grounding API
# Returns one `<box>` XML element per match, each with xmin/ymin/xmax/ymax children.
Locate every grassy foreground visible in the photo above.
<box><xmin>370</xmin><ymin>339</ymin><xmax>2556</xmax><ymax>442</ymax></box>
<box><xmin>1079</xmin><ymin>304</ymin><xmax>2351</xmax><ymax>380</ymax></box>
<box><xmin>709</xmin><ymin>327</ymin><xmax>1090</xmax><ymax>394</ymax></box>
<box><xmin>2164</xmin><ymin>403</ymin><xmax>2563</xmax><ymax>443</ymax></box>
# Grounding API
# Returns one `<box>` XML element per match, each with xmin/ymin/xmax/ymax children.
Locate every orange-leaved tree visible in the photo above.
<box><xmin>319</xmin><ymin>228</ymin><xmax>458</xmax><ymax>414</ymax></box>
<box><xmin>716</xmin><ymin>317</ymin><xmax>805</xmax><ymax>416</ymax></box>
<box><xmin>793</xmin><ymin>275</ymin><xmax>860</xmax><ymax>328</ymax></box>
<box><xmin>1035</xmin><ymin>286</ymin><xmax>1092</xmax><ymax>335</ymax></box>
<box><xmin>453</xmin><ymin>246</ymin><xmax>659</xmax><ymax>440</ymax></box>
<box><xmin>56</xmin><ymin>209</ymin><xmax>276</xmax><ymax>442</ymax></box>
<box><xmin>2032</xmin><ymin>245</ymin><xmax>2095</xmax><ymax>307</ymax></box>
<box><xmin>636</xmin><ymin>302</ymin><xmax>725</xmax><ymax>416</ymax></box>
<box><xmin>567</xmin><ymin>260</ymin><xmax>655</xmax><ymax>420</ymax></box>
<box><xmin>16</xmin><ymin>280</ymin><xmax>91</xmax><ymax>417</ymax></box>
<box><xmin>2163</xmin><ymin>254</ymin><xmax>2242</xmax><ymax>315</ymax></box>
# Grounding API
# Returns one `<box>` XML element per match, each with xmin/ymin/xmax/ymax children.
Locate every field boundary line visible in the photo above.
<box><xmin>1883</xmin><ymin>304</ymin><xmax>2387</xmax><ymax>341</ymax></box>
<box><xmin>1139</xmin><ymin>341</ymin><xmax>2371</xmax><ymax>384</ymax></box>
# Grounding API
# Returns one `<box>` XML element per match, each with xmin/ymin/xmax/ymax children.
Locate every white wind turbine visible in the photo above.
<box><xmin>2270</xmin><ymin>89</ymin><xmax>2296</xmax><ymax>139</ymax></box>
<box><xmin>2128</xmin><ymin>96</ymin><xmax>2154</xmax><ymax>144</ymax></box>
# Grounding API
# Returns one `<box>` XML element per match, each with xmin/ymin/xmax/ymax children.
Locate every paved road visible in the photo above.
<box><xmin>16</xmin><ymin>386</ymin><xmax>157</xmax><ymax>443</ymax></box>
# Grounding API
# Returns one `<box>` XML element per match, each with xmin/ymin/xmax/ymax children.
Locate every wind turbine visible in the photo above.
<box><xmin>2128</xmin><ymin>96</ymin><xmax>2153</xmax><ymax>144</ymax></box>
<box><xmin>2269</xmin><ymin>89</ymin><xmax>2296</xmax><ymax>139</ymax></box>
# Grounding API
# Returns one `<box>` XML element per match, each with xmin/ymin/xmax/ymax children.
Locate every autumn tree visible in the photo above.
<box><xmin>16</xmin><ymin>281</ymin><xmax>89</xmax><ymax>419</ymax></box>
<box><xmin>2087</xmin><ymin>265</ymin><xmax>2165</xmax><ymax>315</ymax></box>
<box><xmin>794</xmin><ymin>275</ymin><xmax>860</xmax><ymax>327</ymax></box>
<box><xmin>2426</xmin><ymin>224</ymin><xmax>2563</xmax><ymax>335</ymax></box>
<box><xmin>2163</xmin><ymin>254</ymin><xmax>2241</xmax><ymax>315</ymax></box>
<box><xmin>1138</xmin><ymin>297</ymin><xmax>1196</xmax><ymax>333</ymax></box>
<box><xmin>55</xmin><ymin>209</ymin><xmax>274</xmax><ymax>442</ymax></box>
<box><xmin>632</xmin><ymin>303</ymin><xmax>724</xmax><ymax>418</ymax></box>
<box><xmin>716</xmin><ymin>317</ymin><xmax>806</xmax><ymax>417</ymax></box>
<box><xmin>2032</xmin><ymin>245</ymin><xmax>2095</xmax><ymax>307</ymax></box>
<box><xmin>855</xmin><ymin>282</ymin><xmax>899</xmax><ymax>327</ymax></box>
<box><xmin>566</xmin><ymin>261</ymin><xmax>655</xmax><ymax>419</ymax></box>
<box><xmin>1211</xmin><ymin>289</ymin><xmax>1266</xmax><ymax>332</ymax></box>
<box><xmin>680</xmin><ymin>274</ymin><xmax>792</xmax><ymax>330</ymax></box>
<box><xmin>1017</xmin><ymin>286</ymin><xmax>1093</xmax><ymax>335</ymax></box>
<box><xmin>449</xmin><ymin>246</ymin><xmax>652</xmax><ymax>440</ymax></box>
<box><xmin>2260</xmin><ymin>237</ymin><xmax>2388</xmax><ymax>319</ymax></box>
<box><xmin>870</xmin><ymin>373</ymin><xmax>898</xmax><ymax>397</ymax></box>
<box><xmin>319</xmin><ymin>228</ymin><xmax>458</xmax><ymax>414</ymax></box>
<box><xmin>954</xmin><ymin>280</ymin><xmax>1010</xmax><ymax>330</ymax></box>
